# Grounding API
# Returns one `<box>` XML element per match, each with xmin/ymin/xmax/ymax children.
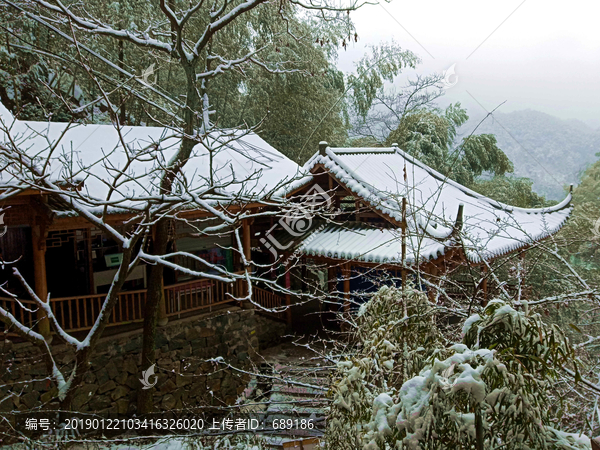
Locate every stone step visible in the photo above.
<box><xmin>271</xmin><ymin>384</ymin><xmax>326</xmax><ymax>397</ymax></box>
<box><xmin>265</xmin><ymin>402</ymin><xmax>328</xmax><ymax>416</ymax></box>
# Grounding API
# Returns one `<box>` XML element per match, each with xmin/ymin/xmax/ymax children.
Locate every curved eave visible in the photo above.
<box><xmin>465</xmin><ymin>206</ymin><xmax>572</xmax><ymax>263</ymax></box>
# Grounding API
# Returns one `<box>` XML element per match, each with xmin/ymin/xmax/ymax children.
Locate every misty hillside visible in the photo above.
<box><xmin>460</xmin><ymin>109</ymin><xmax>600</xmax><ymax>200</ymax></box>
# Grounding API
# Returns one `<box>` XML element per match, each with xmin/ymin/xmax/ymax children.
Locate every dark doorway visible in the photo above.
<box><xmin>46</xmin><ymin>230</ymin><xmax>87</xmax><ymax>297</ymax></box>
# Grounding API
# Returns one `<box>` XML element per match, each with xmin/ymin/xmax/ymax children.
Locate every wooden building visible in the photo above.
<box><xmin>251</xmin><ymin>142</ymin><xmax>573</xmax><ymax>310</ymax></box>
<box><xmin>0</xmin><ymin>103</ymin><xmax>302</xmax><ymax>337</ymax></box>
<box><xmin>0</xmin><ymin>101</ymin><xmax>573</xmax><ymax>339</ymax></box>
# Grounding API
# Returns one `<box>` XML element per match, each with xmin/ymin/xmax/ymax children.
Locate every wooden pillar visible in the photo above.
<box><xmin>242</xmin><ymin>218</ymin><xmax>252</xmax><ymax>269</ymax></box>
<box><xmin>341</xmin><ymin>263</ymin><xmax>351</xmax><ymax>331</ymax></box>
<box><xmin>401</xmin><ymin>197</ymin><xmax>407</xmax><ymax>291</ymax></box>
<box><xmin>85</xmin><ymin>228</ymin><xmax>95</xmax><ymax>295</ymax></box>
<box><xmin>285</xmin><ymin>263</ymin><xmax>292</xmax><ymax>327</ymax></box>
<box><xmin>343</xmin><ymin>264</ymin><xmax>350</xmax><ymax>313</ymax></box>
<box><xmin>327</xmin><ymin>267</ymin><xmax>336</xmax><ymax>294</ymax></box>
<box><xmin>32</xmin><ymin>219</ymin><xmax>50</xmax><ymax>339</ymax></box>
<box><xmin>427</xmin><ymin>265</ymin><xmax>439</xmax><ymax>303</ymax></box>
<box><xmin>300</xmin><ymin>258</ymin><xmax>307</xmax><ymax>293</ymax></box>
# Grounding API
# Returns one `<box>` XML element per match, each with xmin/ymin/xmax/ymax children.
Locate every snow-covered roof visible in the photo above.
<box><xmin>0</xmin><ymin>103</ymin><xmax>306</xmax><ymax>214</ymax></box>
<box><xmin>299</xmin><ymin>146</ymin><xmax>572</xmax><ymax>263</ymax></box>
<box><xmin>297</xmin><ymin>222</ymin><xmax>444</xmax><ymax>264</ymax></box>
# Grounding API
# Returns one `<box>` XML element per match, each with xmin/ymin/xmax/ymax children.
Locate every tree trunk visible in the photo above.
<box><xmin>138</xmin><ymin>63</ymin><xmax>200</xmax><ymax>414</ymax></box>
<box><xmin>137</xmin><ymin>220</ymin><xmax>169</xmax><ymax>414</ymax></box>
<box><xmin>118</xmin><ymin>39</ymin><xmax>126</xmax><ymax>125</ymax></box>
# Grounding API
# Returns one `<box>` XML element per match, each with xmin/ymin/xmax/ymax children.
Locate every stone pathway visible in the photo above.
<box><xmin>247</xmin><ymin>341</ymin><xmax>333</xmax><ymax>448</ymax></box>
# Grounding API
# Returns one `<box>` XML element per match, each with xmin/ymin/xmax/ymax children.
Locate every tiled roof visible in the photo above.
<box><xmin>299</xmin><ymin>146</ymin><xmax>571</xmax><ymax>263</ymax></box>
<box><xmin>0</xmin><ymin>103</ymin><xmax>306</xmax><ymax>214</ymax></box>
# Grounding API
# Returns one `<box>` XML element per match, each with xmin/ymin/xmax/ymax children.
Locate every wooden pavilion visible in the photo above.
<box><xmin>251</xmin><ymin>141</ymin><xmax>573</xmax><ymax>312</ymax></box>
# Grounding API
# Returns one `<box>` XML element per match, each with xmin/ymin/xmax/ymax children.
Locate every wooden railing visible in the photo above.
<box><xmin>0</xmin><ymin>276</ymin><xmax>284</xmax><ymax>336</ymax></box>
<box><xmin>164</xmin><ymin>277</ymin><xmax>244</xmax><ymax>317</ymax></box>
<box><xmin>253</xmin><ymin>286</ymin><xmax>285</xmax><ymax>321</ymax></box>
<box><xmin>0</xmin><ymin>296</ymin><xmax>38</xmax><ymax>332</ymax></box>
<box><xmin>48</xmin><ymin>289</ymin><xmax>147</xmax><ymax>332</ymax></box>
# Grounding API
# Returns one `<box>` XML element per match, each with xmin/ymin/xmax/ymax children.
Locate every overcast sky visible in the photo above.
<box><xmin>339</xmin><ymin>0</ymin><xmax>600</xmax><ymax>128</ymax></box>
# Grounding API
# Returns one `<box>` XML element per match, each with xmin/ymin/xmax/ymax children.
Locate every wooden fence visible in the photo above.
<box><xmin>253</xmin><ymin>286</ymin><xmax>285</xmax><ymax>321</ymax></box>
<box><xmin>164</xmin><ymin>277</ymin><xmax>244</xmax><ymax>318</ymax></box>
<box><xmin>0</xmin><ymin>276</ymin><xmax>284</xmax><ymax>336</ymax></box>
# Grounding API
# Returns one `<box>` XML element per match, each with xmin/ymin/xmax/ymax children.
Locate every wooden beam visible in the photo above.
<box><xmin>48</xmin><ymin>202</ymin><xmax>268</xmax><ymax>231</ymax></box>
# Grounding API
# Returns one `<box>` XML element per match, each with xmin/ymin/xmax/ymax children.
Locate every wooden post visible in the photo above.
<box><xmin>401</xmin><ymin>197</ymin><xmax>407</xmax><ymax>290</ymax></box>
<box><xmin>341</xmin><ymin>263</ymin><xmax>350</xmax><ymax>331</ymax></box>
<box><xmin>242</xmin><ymin>218</ymin><xmax>252</xmax><ymax>269</ymax></box>
<box><xmin>343</xmin><ymin>264</ymin><xmax>350</xmax><ymax>313</ymax></box>
<box><xmin>327</xmin><ymin>267</ymin><xmax>336</xmax><ymax>295</ymax></box>
<box><xmin>427</xmin><ymin>265</ymin><xmax>438</xmax><ymax>303</ymax></box>
<box><xmin>85</xmin><ymin>228</ymin><xmax>95</xmax><ymax>295</ymax></box>
<box><xmin>32</xmin><ymin>219</ymin><xmax>50</xmax><ymax>339</ymax></box>
<box><xmin>285</xmin><ymin>264</ymin><xmax>292</xmax><ymax>327</ymax></box>
<box><xmin>301</xmin><ymin>258</ymin><xmax>307</xmax><ymax>293</ymax></box>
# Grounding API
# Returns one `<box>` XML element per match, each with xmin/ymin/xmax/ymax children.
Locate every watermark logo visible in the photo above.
<box><xmin>0</xmin><ymin>213</ymin><xmax>6</xmax><ymax>238</ymax></box>
<box><xmin>140</xmin><ymin>364</ymin><xmax>158</xmax><ymax>389</ymax></box>
<box><xmin>260</xmin><ymin>184</ymin><xmax>333</xmax><ymax>259</ymax></box>
<box><xmin>141</xmin><ymin>63</ymin><xmax>157</xmax><ymax>86</ymax></box>
<box><xmin>592</xmin><ymin>217</ymin><xmax>600</xmax><ymax>239</ymax></box>
<box><xmin>442</xmin><ymin>63</ymin><xmax>458</xmax><ymax>89</ymax></box>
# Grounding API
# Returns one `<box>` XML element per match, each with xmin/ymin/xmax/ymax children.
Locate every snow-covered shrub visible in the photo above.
<box><xmin>327</xmin><ymin>286</ymin><xmax>589</xmax><ymax>450</ymax></box>
<box><xmin>326</xmin><ymin>285</ymin><xmax>442</xmax><ymax>449</ymax></box>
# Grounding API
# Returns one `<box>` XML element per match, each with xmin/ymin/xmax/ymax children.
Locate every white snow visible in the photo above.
<box><xmin>462</xmin><ymin>314</ymin><xmax>481</xmax><ymax>337</ymax></box>
<box><xmin>301</xmin><ymin>146</ymin><xmax>571</xmax><ymax>263</ymax></box>
<box><xmin>0</xmin><ymin>103</ymin><xmax>305</xmax><ymax>214</ymax></box>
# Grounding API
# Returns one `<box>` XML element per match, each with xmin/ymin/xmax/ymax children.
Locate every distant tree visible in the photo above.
<box><xmin>561</xmin><ymin>154</ymin><xmax>600</xmax><ymax>274</ymax></box>
<box><xmin>0</xmin><ymin>0</ymin><xmax>353</xmax><ymax>155</ymax></box>
<box><xmin>470</xmin><ymin>175</ymin><xmax>549</xmax><ymax>208</ymax></box>
<box><xmin>386</xmin><ymin>103</ymin><xmax>514</xmax><ymax>187</ymax></box>
<box><xmin>0</xmin><ymin>45</ymin><xmax>80</xmax><ymax>121</ymax></box>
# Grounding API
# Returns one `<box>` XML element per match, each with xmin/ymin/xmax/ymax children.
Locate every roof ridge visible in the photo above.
<box><xmin>389</xmin><ymin>145</ymin><xmax>572</xmax><ymax>215</ymax></box>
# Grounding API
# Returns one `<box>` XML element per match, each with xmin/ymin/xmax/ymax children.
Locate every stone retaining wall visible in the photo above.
<box><xmin>0</xmin><ymin>306</ymin><xmax>274</xmax><ymax>417</ymax></box>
